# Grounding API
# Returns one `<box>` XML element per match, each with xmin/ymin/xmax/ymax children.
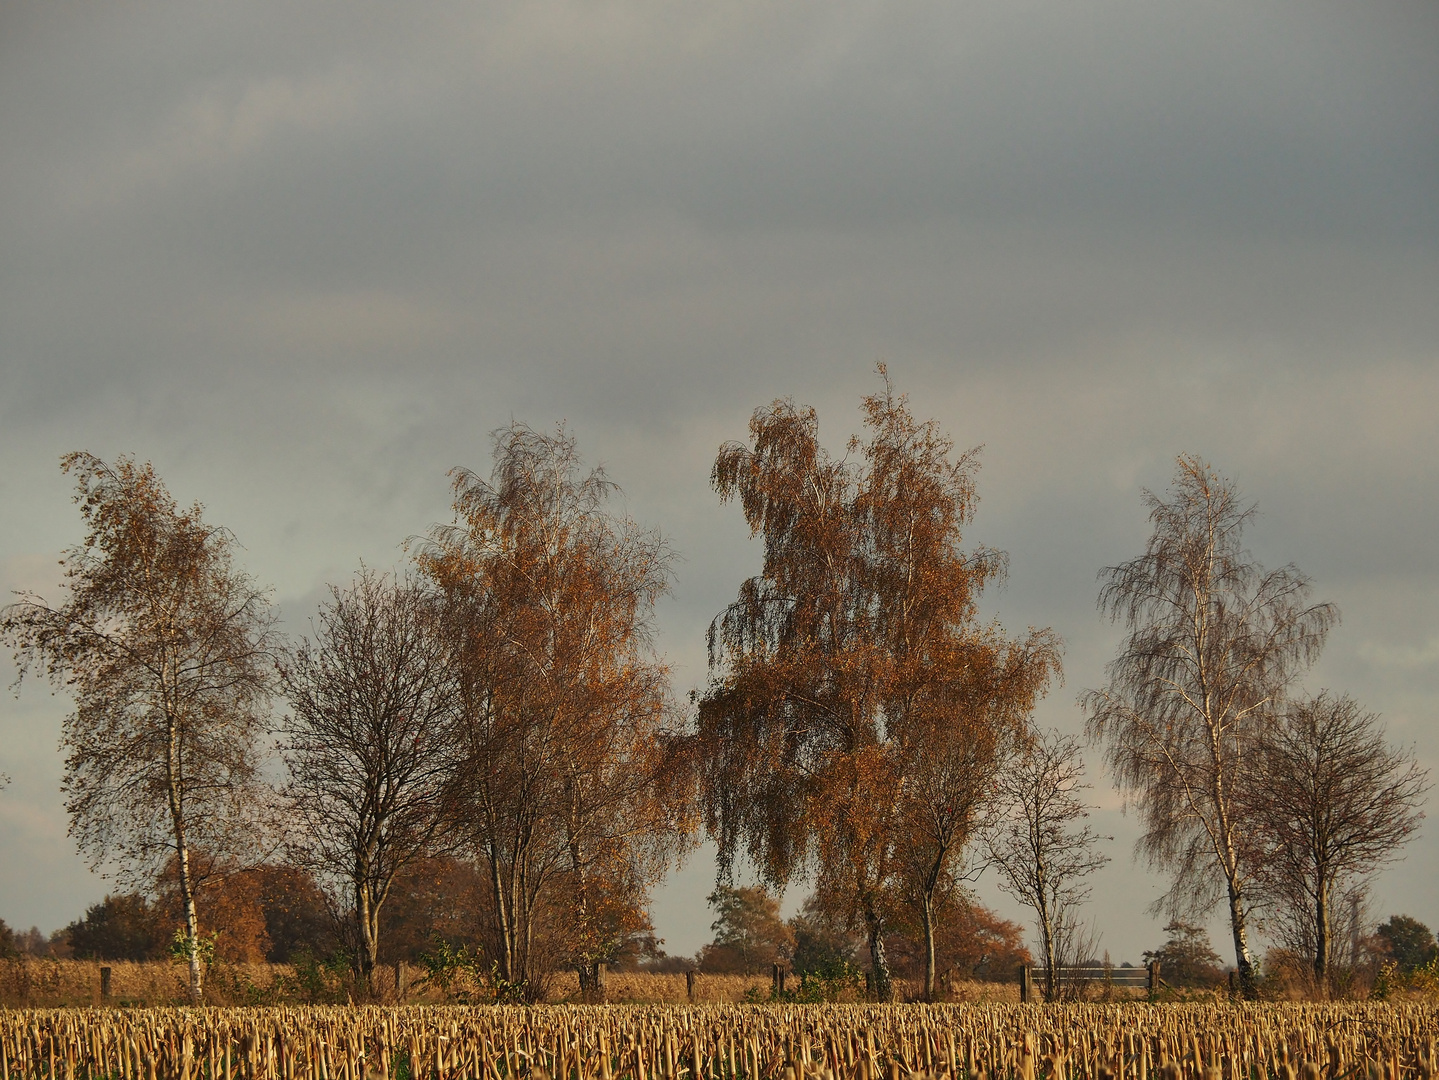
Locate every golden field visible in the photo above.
<box><xmin>1</xmin><ymin>1001</ymin><xmax>1436</xmax><ymax>1080</ymax></box>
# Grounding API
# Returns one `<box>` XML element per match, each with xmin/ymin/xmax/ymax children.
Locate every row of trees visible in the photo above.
<box><xmin>9</xmin><ymin>888</ymin><xmax>1434</xmax><ymax>996</ymax></box>
<box><xmin>0</xmin><ymin>865</ymin><xmax>334</xmax><ymax>965</ymax></box>
<box><xmin>2</xmin><ymin>438</ymin><xmax>692</xmax><ymax>1003</ymax></box>
<box><xmin>3</xmin><ymin>372</ymin><xmax>1429</xmax><ymax>1003</ymax></box>
<box><xmin>688</xmin><ymin>381</ymin><xmax>1429</xmax><ymax>1002</ymax></box>
<box><xmin>1084</xmin><ymin>456</ymin><xmax>1431</xmax><ymax>997</ymax></box>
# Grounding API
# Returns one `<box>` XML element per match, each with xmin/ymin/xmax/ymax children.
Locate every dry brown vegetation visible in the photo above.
<box><xmin>0</xmin><ymin>963</ymin><xmax>1023</xmax><ymax>1009</ymax></box>
<box><xmin>2</xmin><ymin>1000</ymin><xmax>1437</xmax><ymax>1080</ymax></box>
<box><xmin>544</xmin><ymin>974</ymin><xmax>1021</xmax><ymax>1007</ymax></box>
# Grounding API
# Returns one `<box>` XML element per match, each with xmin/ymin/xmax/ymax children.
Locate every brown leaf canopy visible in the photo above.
<box><xmin>697</xmin><ymin>373</ymin><xmax>1059</xmax><ymax>925</ymax></box>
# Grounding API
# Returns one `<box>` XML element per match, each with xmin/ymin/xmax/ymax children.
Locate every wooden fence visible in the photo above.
<box><xmin>1018</xmin><ymin>964</ymin><xmax>1161</xmax><ymax>1002</ymax></box>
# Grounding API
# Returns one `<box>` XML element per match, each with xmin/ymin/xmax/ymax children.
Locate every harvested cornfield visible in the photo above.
<box><xmin>0</xmin><ymin>1003</ymin><xmax>1436</xmax><ymax>1080</ymax></box>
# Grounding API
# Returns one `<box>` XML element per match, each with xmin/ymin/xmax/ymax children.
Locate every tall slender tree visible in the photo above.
<box><xmin>279</xmin><ymin>569</ymin><xmax>461</xmax><ymax>994</ymax></box>
<box><xmin>1</xmin><ymin>453</ymin><xmax>278</xmax><ymax>1002</ymax></box>
<box><xmin>696</xmin><ymin>371</ymin><xmax>1056</xmax><ymax>1000</ymax></box>
<box><xmin>982</xmin><ymin>727</ymin><xmax>1109</xmax><ymax>1002</ymax></box>
<box><xmin>893</xmin><ymin>631</ymin><xmax>1058</xmax><ymax>999</ymax></box>
<box><xmin>416</xmin><ymin>423</ymin><xmax>694</xmax><ymax>1000</ymax></box>
<box><xmin>1082</xmin><ymin>455</ymin><xmax>1337</xmax><ymax>997</ymax></box>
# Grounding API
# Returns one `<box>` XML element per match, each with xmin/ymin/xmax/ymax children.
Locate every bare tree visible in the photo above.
<box><xmin>0</xmin><ymin>453</ymin><xmax>278</xmax><ymax>1002</ymax></box>
<box><xmin>1081</xmin><ymin>455</ymin><xmax>1337</xmax><ymax>997</ymax></box>
<box><xmin>982</xmin><ymin>728</ymin><xmax>1109</xmax><ymax>1002</ymax></box>
<box><xmin>279</xmin><ymin>569</ymin><xmax>461</xmax><ymax>994</ymax></box>
<box><xmin>1251</xmin><ymin>691</ymin><xmax>1429</xmax><ymax>994</ymax></box>
<box><xmin>416</xmin><ymin>423</ymin><xmax>693</xmax><ymax>1000</ymax></box>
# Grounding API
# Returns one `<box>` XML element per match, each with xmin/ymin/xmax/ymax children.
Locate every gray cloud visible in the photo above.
<box><xmin>2</xmin><ymin>0</ymin><xmax>1436</xmax><ymax>963</ymax></box>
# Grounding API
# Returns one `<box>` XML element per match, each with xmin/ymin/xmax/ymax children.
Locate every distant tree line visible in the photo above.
<box><xmin>689</xmin><ymin>885</ymin><xmax>1032</xmax><ymax>987</ymax></box>
<box><xmin>1</xmin><ymin>370</ymin><xmax>1428</xmax><ymax>1003</ymax></box>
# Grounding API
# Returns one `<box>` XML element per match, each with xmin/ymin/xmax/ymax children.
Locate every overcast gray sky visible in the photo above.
<box><xmin>2</xmin><ymin>0</ymin><xmax>1436</xmax><ymax>966</ymax></box>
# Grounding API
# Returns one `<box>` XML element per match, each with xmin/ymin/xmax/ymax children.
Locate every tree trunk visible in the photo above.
<box><xmin>578</xmin><ymin>961</ymin><xmax>605</xmax><ymax>1002</ymax></box>
<box><xmin>511</xmin><ymin>845</ymin><xmax>529</xmax><ymax>993</ymax></box>
<box><xmin>1035</xmin><ymin>888</ymin><xmax>1057</xmax><ymax>1003</ymax></box>
<box><xmin>920</xmin><ymin>892</ymin><xmax>937</xmax><ymax>1001</ymax></box>
<box><xmin>1313</xmin><ymin>871</ymin><xmax>1330</xmax><ymax>997</ymax></box>
<box><xmin>1226</xmin><ymin>884</ymin><xmax>1257</xmax><ymax>999</ymax></box>
<box><xmin>166</xmin><ymin>703</ymin><xmax>205</xmax><ymax>1005</ymax></box>
<box><xmin>356</xmin><ymin>877</ymin><xmax>381</xmax><ymax>998</ymax></box>
<box><xmin>486</xmin><ymin>847</ymin><xmax>515</xmax><ymax>985</ymax></box>
<box><xmin>1216</xmin><ymin>786</ymin><xmax>1257</xmax><ymax>999</ymax></box>
<box><xmin>863</xmin><ymin>903</ymin><xmax>893</xmax><ymax>1002</ymax></box>
<box><xmin>520</xmin><ymin>881</ymin><xmax>540</xmax><ymax>1002</ymax></box>
<box><xmin>177</xmin><ymin>842</ymin><xmax>205</xmax><ymax>1004</ymax></box>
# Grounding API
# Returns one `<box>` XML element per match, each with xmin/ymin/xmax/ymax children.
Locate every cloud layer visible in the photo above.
<box><xmin>2</xmin><ymin>0</ymin><xmax>1436</xmax><ymax>962</ymax></box>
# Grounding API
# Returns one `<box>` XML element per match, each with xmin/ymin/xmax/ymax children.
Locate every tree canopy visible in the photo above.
<box><xmin>696</xmin><ymin>371</ymin><xmax>1057</xmax><ymax>999</ymax></box>
<box><xmin>1</xmin><ymin>453</ymin><xmax>279</xmax><ymax>1001</ymax></box>
<box><xmin>416</xmin><ymin>423</ymin><xmax>695</xmax><ymax>1000</ymax></box>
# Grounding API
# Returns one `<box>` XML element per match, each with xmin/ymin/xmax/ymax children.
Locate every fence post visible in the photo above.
<box><xmin>100</xmin><ymin>966</ymin><xmax>112</xmax><ymax>1001</ymax></box>
<box><xmin>1147</xmin><ymin>961</ymin><xmax>1161</xmax><ymax>995</ymax></box>
<box><xmin>686</xmin><ymin>969</ymin><xmax>697</xmax><ymax>1003</ymax></box>
<box><xmin>1019</xmin><ymin>965</ymin><xmax>1033</xmax><ymax>1003</ymax></box>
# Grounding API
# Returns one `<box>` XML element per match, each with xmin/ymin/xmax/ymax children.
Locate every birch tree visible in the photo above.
<box><xmin>893</xmin><ymin>630</ymin><xmax>1058</xmax><ymax>999</ymax></box>
<box><xmin>416</xmin><ymin>423</ymin><xmax>693</xmax><ymax>1000</ymax></box>
<box><xmin>1081</xmin><ymin>455</ymin><xmax>1337</xmax><ymax>997</ymax></box>
<box><xmin>1</xmin><ymin>453</ymin><xmax>278</xmax><ymax>1002</ymax></box>
<box><xmin>696</xmin><ymin>371</ymin><xmax>1054</xmax><ymax>1001</ymax></box>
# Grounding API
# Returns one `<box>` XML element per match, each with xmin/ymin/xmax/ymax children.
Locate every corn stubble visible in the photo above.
<box><xmin>2</xmin><ymin>1004</ymin><xmax>1435</xmax><ymax>1080</ymax></box>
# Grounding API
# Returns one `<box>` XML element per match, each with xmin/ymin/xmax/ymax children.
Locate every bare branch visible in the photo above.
<box><xmin>1080</xmin><ymin>455</ymin><xmax>1337</xmax><ymax>998</ymax></box>
<box><xmin>1249</xmin><ymin>691</ymin><xmax>1430</xmax><ymax>994</ymax></box>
